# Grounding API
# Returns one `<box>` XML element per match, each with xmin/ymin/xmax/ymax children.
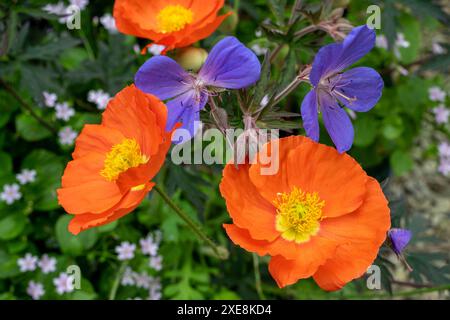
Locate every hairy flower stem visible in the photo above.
<box><xmin>109</xmin><ymin>261</ymin><xmax>127</xmax><ymax>300</ymax></box>
<box><xmin>253</xmin><ymin>254</ymin><xmax>266</xmax><ymax>300</ymax></box>
<box><xmin>270</xmin><ymin>68</ymin><xmax>311</xmax><ymax>110</ymax></box>
<box><xmin>154</xmin><ymin>185</ymin><xmax>229</xmax><ymax>260</ymax></box>
<box><xmin>0</xmin><ymin>78</ymin><xmax>57</xmax><ymax>134</ymax></box>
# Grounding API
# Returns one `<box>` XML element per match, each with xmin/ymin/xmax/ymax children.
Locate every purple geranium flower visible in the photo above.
<box><xmin>135</xmin><ymin>37</ymin><xmax>261</xmax><ymax>142</ymax></box>
<box><xmin>388</xmin><ymin>228</ymin><xmax>412</xmax><ymax>255</ymax></box>
<box><xmin>301</xmin><ymin>25</ymin><xmax>384</xmax><ymax>153</ymax></box>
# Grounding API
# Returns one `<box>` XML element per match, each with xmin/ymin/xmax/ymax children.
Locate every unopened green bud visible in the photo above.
<box><xmin>176</xmin><ymin>47</ymin><xmax>209</xmax><ymax>72</ymax></box>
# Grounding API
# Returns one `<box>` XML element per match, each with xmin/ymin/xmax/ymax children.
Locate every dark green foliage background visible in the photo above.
<box><xmin>0</xmin><ymin>0</ymin><xmax>449</xmax><ymax>300</ymax></box>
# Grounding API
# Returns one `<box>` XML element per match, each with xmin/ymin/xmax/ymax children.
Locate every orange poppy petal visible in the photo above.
<box><xmin>313</xmin><ymin>178</ymin><xmax>391</xmax><ymax>291</ymax></box>
<box><xmin>61</xmin><ymin>153</ymin><xmax>105</xmax><ymax>188</ymax></box>
<box><xmin>220</xmin><ymin>163</ymin><xmax>279</xmax><ymax>241</ymax></box>
<box><xmin>101</xmin><ymin>85</ymin><xmax>164</xmax><ymax>157</ymax></box>
<box><xmin>113</xmin><ymin>0</ymin><xmax>227</xmax><ymax>51</ymax></box>
<box><xmin>248</xmin><ymin>136</ymin><xmax>306</xmax><ymax>204</ymax></box>
<box><xmin>57</xmin><ymin>180</ymin><xmax>122</xmax><ymax>215</ymax></box>
<box><xmin>116</xmin><ymin>131</ymin><xmax>171</xmax><ymax>192</ymax></box>
<box><xmin>68</xmin><ymin>183</ymin><xmax>154</xmax><ymax>235</ymax></box>
<box><xmin>285</xmin><ymin>137</ymin><xmax>368</xmax><ymax>218</ymax></box>
<box><xmin>72</xmin><ymin>125</ymin><xmax>125</xmax><ymax>159</ymax></box>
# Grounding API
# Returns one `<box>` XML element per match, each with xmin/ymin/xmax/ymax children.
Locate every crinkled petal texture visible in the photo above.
<box><xmin>310</xmin><ymin>25</ymin><xmax>376</xmax><ymax>86</ymax></box>
<box><xmin>220</xmin><ymin>136</ymin><xmax>390</xmax><ymax>290</ymax></box>
<box><xmin>57</xmin><ymin>85</ymin><xmax>171</xmax><ymax>235</ymax></box>
<box><xmin>113</xmin><ymin>0</ymin><xmax>230</xmax><ymax>51</ymax></box>
<box><xmin>199</xmin><ymin>37</ymin><xmax>261</xmax><ymax>89</ymax></box>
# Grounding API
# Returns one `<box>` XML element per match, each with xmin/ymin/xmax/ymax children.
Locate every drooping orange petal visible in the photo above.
<box><xmin>313</xmin><ymin>178</ymin><xmax>391</xmax><ymax>291</ymax></box>
<box><xmin>57</xmin><ymin>180</ymin><xmax>122</xmax><ymax>215</ymax></box>
<box><xmin>220</xmin><ymin>163</ymin><xmax>279</xmax><ymax>241</ymax></box>
<box><xmin>68</xmin><ymin>182</ymin><xmax>154</xmax><ymax>235</ymax></box>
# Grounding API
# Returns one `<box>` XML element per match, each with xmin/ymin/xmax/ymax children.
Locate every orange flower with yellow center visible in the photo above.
<box><xmin>57</xmin><ymin>85</ymin><xmax>172</xmax><ymax>235</ymax></box>
<box><xmin>220</xmin><ymin>136</ymin><xmax>391</xmax><ymax>290</ymax></box>
<box><xmin>113</xmin><ymin>0</ymin><xmax>231</xmax><ymax>52</ymax></box>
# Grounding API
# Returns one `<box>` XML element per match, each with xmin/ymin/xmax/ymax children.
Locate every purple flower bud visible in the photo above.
<box><xmin>388</xmin><ymin>228</ymin><xmax>412</xmax><ymax>255</ymax></box>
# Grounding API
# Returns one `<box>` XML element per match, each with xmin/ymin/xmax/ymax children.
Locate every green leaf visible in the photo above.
<box><xmin>20</xmin><ymin>35</ymin><xmax>81</xmax><ymax>61</ymax></box>
<box><xmin>55</xmin><ymin>215</ymin><xmax>99</xmax><ymax>256</ymax></box>
<box><xmin>390</xmin><ymin>150</ymin><xmax>413</xmax><ymax>176</ymax></box>
<box><xmin>0</xmin><ymin>250</ymin><xmax>20</xmax><ymax>279</ymax></box>
<box><xmin>268</xmin><ymin>0</ymin><xmax>287</xmax><ymax>26</ymax></box>
<box><xmin>382</xmin><ymin>116</ymin><xmax>404</xmax><ymax>140</ymax></box>
<box><xmin>398</xmin><ymin>14</ymin><xmax>421</xmax><ymax>64</ymax></box>
<box><xmin>354</xmin><ymin>116</ymin><xmax>378</xmax><ymax>147</ymax></box>
<box><xmin>23</xmin><ymin>149</ymin><xmax>63</xmax><ymax>211</ymax></box>
<box><xmin>0</xmin><ymin>151</ymin><xmax>12</xmax><ymax>175</ymax></box>
<box><xmin>0</xmin><ymin>213</ymin><xmax>28</xmax><ymax>241</ymax></box>
<box><xmin>59</xmin><ymin>47</ymin><xmax>89</xmax><ymax>71</ymax></box>
<box><xmin>16</xmin><ymin>113</ymin><xmax>52</xmax><ymax>142</ymax></box>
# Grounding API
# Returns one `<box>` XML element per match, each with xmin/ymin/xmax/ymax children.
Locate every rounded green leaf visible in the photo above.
<box><xmin>55</xmin><ymin>215</ymin><xmax>98</xmax><ymax>256</ymax></box>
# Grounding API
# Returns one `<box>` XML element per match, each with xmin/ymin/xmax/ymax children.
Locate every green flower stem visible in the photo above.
<box><xmin>109</xmin><ymin>261</ymin><xmax>127</xmax><ymax>300</ymax></box>
<box><xmin>154</xmin><ymin>185</ymin><xmax>229</xmax><ymax>260</ymax></box>
<box><xmin>0</xmin><ymin>78</ymin><xmax>57</xmax><ymax>134</ymax></box>
<box><xmin>253</xmin><ymin>254</ymin><xmax>266</xmax><ymax>300</ymax></box>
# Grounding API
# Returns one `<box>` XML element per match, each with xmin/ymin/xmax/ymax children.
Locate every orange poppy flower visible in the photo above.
<box><xmin>57</xmin><ymin>85</ymin><xmax>171</xmax><ymax>235</ymax></box>
<box><xmin>220</xmin><ymin>136</ymin><xmax>391</xmax><ymax>290</ymax></box>
<box><xmin>113</xmin><ymin>0</ymin><xmax>231</xmax><ymax>53</ymax></box>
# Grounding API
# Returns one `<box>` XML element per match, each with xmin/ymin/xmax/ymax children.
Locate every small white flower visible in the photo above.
<box><xmin>375</xmin><ymin>35</ymin><xmax>388</xmax><ymax>49</ymax></box>
<box><xmin>53</xmin><ymin>272</ymin><xmax>75</xmax><ymax>295</ymax></box>
<box><xmin>42</xmin><ymin>91</ymin><xmax>57</xmax><ymax>108</ymax></box>
<box><xmin>100</xmin><ymin>14</ymin><xmax>117</xmax><ymax>33</ymax></box>
<box><xmin>255</xmin><ymin>30</ymin><xmax>262</xmax><ymax>38</ymax></box>
<box><xmin>395</xmin><ymin>33</ymin><xmax>410</xmax><ymax>49</ymax></box>
<box><xmin>148</xmin><ymin>44</ymin><xmax>166</xmax><ymax>56</ymax></box>
<box><xmin>429</xmin><ymin>86</ymin><xmax>446</xmax><ymax>102</ymax></box>
<box><xmin>1</xmin><ymin>184</ymin><xmax>22</xmax><ymax>205</ymax></box>
<box><xmin>148</xmin><ymin>287</ymin><xmax>162</xmax><ymax>300</ymax></box>
<box><xmin>121</xmin><ymin>267</ymin><xmax>136</xmax><ymax>286</ymax></box>
<box><xmin>251</xmin><ymin>44</ymin><xmax>268</xmax><ymax>56</ymax></box>
<box><xmin>432</xmin><ymin>42</ymin><xmax>446</xmax><ymax>55</ymax></box>
<box><xmin>433</xmin><ymin>105</ymin><xmax>449</xmax><ymax>124</ymax></box>
<box><xmin>16</xmin><ymin>169</ymin><xmax>37</xmax><ymax>185</ymax></box>
<box><xmin>149</xmin><ymin>255</ymin><xmax>163</xmax><ymax>271</ymax></box>
<box><xmin>115</xmin><ymin>242</ymin><xmax>136</xmax><ymax>261</ymax></box>
<box><xmin>438</xmin><ymin>157</ymin><xmax>450</xmax><ymax>176</ymax></box>
<box><xmin>69</xmin><ymin>0</ymin><xmax>89</xmax><ymax>11</ymax></box>
<box><xmin>58</xmin><ymin>127</ymin><xmax>78</xmax><ymax>146</ymax></box>
<box><xmin>147</xmin><ymin>277</ymin><xmax>162</xmax><ymax>300</ymax></box>
<box><xmin>55</xmin><ymin>102</ymin><xmax>75</xmax><ymax>122</ymax></box>
<box><xmin>17</xmin><ymin>253</ymin><xmax>38</xmax><ymax>272</ymax></box>
<box><xmin>87</xmin><ymin>89</ymin><xmax>111</xmax><ymax>110</ymax></box>
<box><xmin>27</xmin><ymin>281</ymin><xmax>45</xmax><ymax>300</ymax></box>
<box><xmin>42</xmin><ymin>2</ymin><xmax>66</xmax><ymax>15</ymax></box>
<box><xmin>38</xmin><ymin>254</ymin><xmax>57</xmax><ymax>274</ymax></box>
<box><xmin>134</xmin><ymin>272</ymin><xmax>152</xmax><ymax>289</ymax></box>
<box><xmin>438</xmin><ymin>142</ymin><xmax>450</xmax><ymax>159</ymax></box>
<box><xmin>140</xmin><ymin>236</ymin><xmax>159</xmax><ymax>256</ymax></box>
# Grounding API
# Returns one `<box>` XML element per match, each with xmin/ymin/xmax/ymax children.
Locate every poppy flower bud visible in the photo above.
<box><xmin>176</xmin><ymin>47</ymin><xmax>208</xmax><ymax>72</ymax></box>
<box><xmin>218</xmin><ymin>6</ymin><xmax>238</xmax><ymax>33</ymax></box>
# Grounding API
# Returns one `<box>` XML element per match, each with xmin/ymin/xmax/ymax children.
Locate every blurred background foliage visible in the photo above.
<box><xmin>0</xmin><ymin>0</ymin><xmax>449</xmax><ymax>300</ymax></box>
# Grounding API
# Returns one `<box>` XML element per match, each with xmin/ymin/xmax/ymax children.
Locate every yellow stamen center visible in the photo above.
<box><xmin>101</xmin><ymin>139</ymin><xmax>148</xmax><ymax>182</ymax></box>
<box><xmin>157</xmin><ymin>5</ymin><xmax>194</xmax><ymax>34</ymax></box>
<box><xmin>274</xmin><ymin>187</ymin><xmax>325</xmax><ymax>244</ymax></box>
